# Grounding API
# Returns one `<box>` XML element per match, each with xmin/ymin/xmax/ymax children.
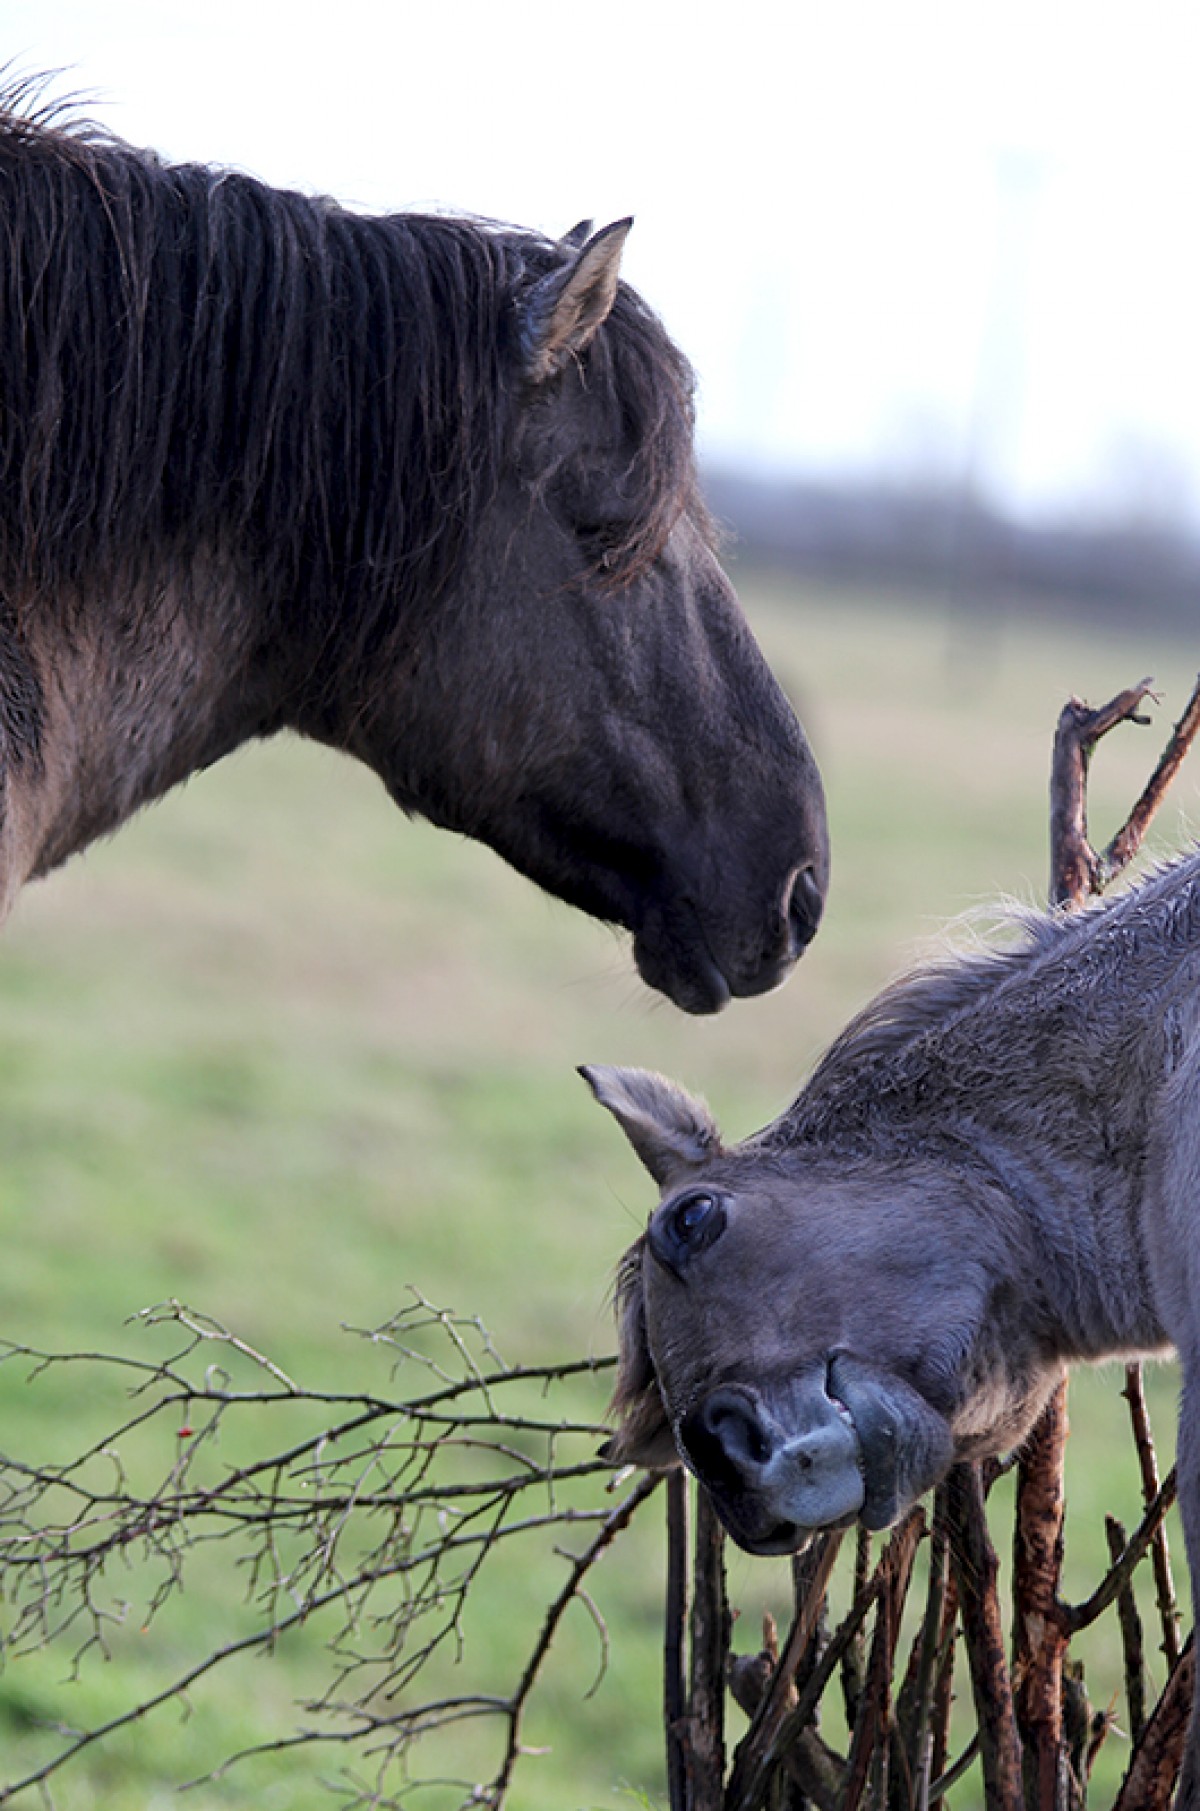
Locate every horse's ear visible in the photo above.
<box><xmin>557</xmin><ymin>218</ymin><xmax>594</xmax><ymax>251</ymax></box>
<box><xmin>579</xmin><ymin>1064</ymin><xmax>722</xmax><ymax>1186</ymax></box>
<box><xmin>519</xmin><ymin>218</ymin><xmax>633</xmax><ymax>384</ymax></box>
<box><xmin>601</xmin><ymin>1239</ymin><xmax>679</xmax><ymax>1470</ymax></box>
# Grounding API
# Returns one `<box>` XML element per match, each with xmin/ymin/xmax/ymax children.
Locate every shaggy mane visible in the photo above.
<box><xmin>0</xmin><ymin>84</ymin><xmax>703</xmax><ymax>668</ymax></box>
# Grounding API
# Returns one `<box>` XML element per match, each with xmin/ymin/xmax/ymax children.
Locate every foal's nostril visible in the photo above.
<box><xmin>746</xmin><ymin>1418</ymin><xmax>772</xmax><ymax>1466</ymax></box>
<box><xmin>711</xmin><ymin>1399</ymin><xmax>770</xmax><ymax>1465</ymax></box>
<box><xmin>685</xmin><ymin>1389</ymin><xmax>779</xmax><ymax>1479</ymax></box>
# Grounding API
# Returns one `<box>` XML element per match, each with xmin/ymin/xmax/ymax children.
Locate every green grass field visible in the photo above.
<box><xmin>0</xmin><ymin>573</ymin><xmax>1196</xmax><ymax>1807</ymax></box>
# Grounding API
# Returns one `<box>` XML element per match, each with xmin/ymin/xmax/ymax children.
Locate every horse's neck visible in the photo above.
<box><xmin>1</xmin><ymin>583</ymin><xmax>279</xmax><ymax>904</ymax></box>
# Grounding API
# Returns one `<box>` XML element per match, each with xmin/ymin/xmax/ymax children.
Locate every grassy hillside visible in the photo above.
<box><xmin>0</xmin><ymin>575</ymin><xmax>1196</xmax><ymax>1807</ymax></box>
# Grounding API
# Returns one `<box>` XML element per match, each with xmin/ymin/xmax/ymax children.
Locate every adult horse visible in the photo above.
<box><xmin>0</xmin><ymin>89</ymin><xmax>827</xmax><ymax>1013</ymax></box>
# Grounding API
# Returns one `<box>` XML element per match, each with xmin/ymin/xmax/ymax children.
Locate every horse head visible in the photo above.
<box><xmin>583</xmin><ymin>1065</ymin><xmax>1060</xmax><ymax>1551</ymax></box>
<box><xmin>349</xmin><ymin>221</ymin><xmax>829</xmax><ymax>1012</ymax></box>
<box><xmin>0</xmin><ymin>98</ymin><xmax>827</xmax><ymax>1007</ymax></box>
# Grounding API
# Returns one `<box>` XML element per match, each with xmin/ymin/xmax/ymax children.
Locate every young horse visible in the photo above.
<box><xmin>586</xmin><ymin>851</ymin><xmax>1200</xmax><ymax>1799</ymax></box>
<box><xmin>0</xmin><ymin>90</ymin><xmax>827</xmax><ymax>1013</ymax></box>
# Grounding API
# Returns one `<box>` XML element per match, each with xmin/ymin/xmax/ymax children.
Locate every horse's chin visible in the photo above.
<box><xmin>633</xmin><ymin>908</ymin><xmax>802</xmax><ymax>1015</ymax></box>
<box><xmin>633</xmin><ymin>921</ymin><xmax>733</xmax><ymax>1015</ymax></box>
<box><xmin>632</xmin><ymin>882</ymin><xmax>818</xmax><ymax>1013</ymax></box>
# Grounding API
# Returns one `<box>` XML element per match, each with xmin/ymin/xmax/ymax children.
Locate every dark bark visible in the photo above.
<box><xmin>666</xmin><ymin>1470</ymin><xmax>691</xmax><ymax>1811</ymax></box>
<box><xmin>1113</xmin><ymin>1636</ymin><xmax>1196</xmax><ymax>1811</ymax></box>
<box><xmin>689</xmin><ymin>1487</ymin><xmax>729</xmax><ymax>1811</ymax></box>
<box><xmin>1013</xmin><ymin>1379</ymin><xmax>1073</xmax><ymax>1811</ymax></box>
<box><xmin>945</xmin><ymin>1463</ymin><xmax>1024</xmax><ymax>1811</ymax></box>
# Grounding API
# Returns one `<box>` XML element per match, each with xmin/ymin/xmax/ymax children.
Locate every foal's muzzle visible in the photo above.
<box><xmin>679</xmin><ymin>1382</ymin><xmax>864</xmax><ymax>1554</ymax></box>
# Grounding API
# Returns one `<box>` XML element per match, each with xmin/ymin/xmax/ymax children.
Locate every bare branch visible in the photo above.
<box><xmin>1123</xmin><ymin>1362</ymin><xmax>1183</xmax><ymax>1667</ymax></box>
<box><xmin>944</xmin><ymin>1462</ymin><xmax>1023</xmax><ymax>1810</ymax></box>
<box><xmin>664</xmin><ymin>1471</ymin><xmax>690</xmax><ymax>1811</ymax></box>
<box><xmin>687</xmin><ymin>1486</ymin><xmax>728</xmax><ymax>1810</ymax></box>
<box><xmin>487</xmin><ymin>1471</ymin><xmax>660</xmax><ymax>1805</ymax></box>
<box><xmin>1065</xmin><ymin>1468</ymin><xmax>1178</xmax><ymax>1633</ymax></box>
<box><xmin>723</xmin><ymin>1529</ymin><xmax>845</xmax><ymax>1811</ymax></box>
<box><xmin>1012</xmin><ymin>1377</ymin><xmax>1072</xmax><ymax>1809</ymax></box>
<box><xmin>1106</xmin><ymin>1514</ymin><xmax>1148</xmax><ymax>1744</ymax></box>
<box><xmin>1113</xmin><ymin>1638</ymin><xmax>1196</xmax><ymax>1811</ymax></box>
<box><xmin>0</xmin><ymin>1298</ymin><xmax>651</xmax><ymax>1809</ymax></box>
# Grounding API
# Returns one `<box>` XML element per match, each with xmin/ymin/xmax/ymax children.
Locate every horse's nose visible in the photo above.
<box><xmin>758</xmin><ymin>864</ymin><xmax>824</xmax><ymax>977</ymax></box>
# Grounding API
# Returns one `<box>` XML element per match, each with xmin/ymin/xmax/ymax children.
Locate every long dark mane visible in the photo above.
<box><xmin>0</xmin><ymin>82</ymin><xmax>701</xmax><ymax>663</ymax></box>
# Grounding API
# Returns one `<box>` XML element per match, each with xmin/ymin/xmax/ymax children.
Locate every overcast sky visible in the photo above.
<box><xmin>8</xmin><ymin>1</ymin><xmax>1200</xmax><ymax>521</ymax></box>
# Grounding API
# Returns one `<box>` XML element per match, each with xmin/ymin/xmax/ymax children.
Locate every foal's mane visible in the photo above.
<box><xmin>763</xmin><ymin>852</ymin><xmax>1200</xmax><ymax>1151</ymax></box>
<box><xmin>0</xmin><ymin>83</ymin><xmax>700</xmax><ymax>663</ymax></box>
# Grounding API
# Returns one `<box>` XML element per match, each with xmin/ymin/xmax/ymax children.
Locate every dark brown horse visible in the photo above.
<box><xmin>0</xmin><ymin>87</ymin><xmax>827</xmax><ymax>1011</ymax></box>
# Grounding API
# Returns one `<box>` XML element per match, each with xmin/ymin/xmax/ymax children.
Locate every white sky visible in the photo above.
<box><xmin>8</xmin><ymin>0</ymin><xmax>1200</xmax><ymax>520</ymax></box>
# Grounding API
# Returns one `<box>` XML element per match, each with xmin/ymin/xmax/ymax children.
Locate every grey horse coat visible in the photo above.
<box><xmin>585</xmin><ymin>849</ymin><xmax>1200</xmax><ymax>1801</ymax></box>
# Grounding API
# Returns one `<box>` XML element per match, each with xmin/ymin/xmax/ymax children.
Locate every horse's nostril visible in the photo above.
<box><xmin>786</xmin><ymin>865</ymin><xmax>824</xmax><ymax>954</ymax></box>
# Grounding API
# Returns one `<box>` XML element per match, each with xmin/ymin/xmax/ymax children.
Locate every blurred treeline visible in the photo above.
<box><xmin>705</xmin><ymin>460</ymin><xmax>1200</xmax><ymax>629</ymax></box>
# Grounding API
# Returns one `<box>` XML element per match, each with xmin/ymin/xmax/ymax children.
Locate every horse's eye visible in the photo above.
<box><xmin>649</xmin><ymin>1190</ymin><xmax>727</xmax><ymax>1270</ymax></box>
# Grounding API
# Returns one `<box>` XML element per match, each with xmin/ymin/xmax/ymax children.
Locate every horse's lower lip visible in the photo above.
<box><xmin>741</xmin><ymin>1520</ymin><xmax>809</xmax><ymax>1556</ymax></box>
<box><xmin>633</xmin><ymin>895</ymin><xmax>815</xmax><ymax>1014</ymax></box>
<box><xmin>633</xmin><ymin>920</ymin><xmax>732</xmax><ymax>1014</ymax></box>
<box><xmin>664</xmin><ymin>957</ymin><xmax>732</xmax><ymax>1016</ymax></box>
<box><xmin>726</xmin><ymin>1502</ymin><xmax>859</xmax><ymax>1556</ymax></box>
<box><xmin>728</xmin><ymin>951</ymin><xmax>800</xmax><ymax>1000</ymax></box>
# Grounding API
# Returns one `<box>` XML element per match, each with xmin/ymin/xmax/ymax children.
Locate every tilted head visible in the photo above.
<box><xmin>583</xmin><ymin>1066</ymin><xmax>1062</xmax><ymax>1554</ymax></box>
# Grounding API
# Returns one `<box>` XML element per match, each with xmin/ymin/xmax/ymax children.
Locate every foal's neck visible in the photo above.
<box><xmin>967</xmin><ymin>1117</ymin><xmax>1172</xmax><ymax>1362</ymax></box>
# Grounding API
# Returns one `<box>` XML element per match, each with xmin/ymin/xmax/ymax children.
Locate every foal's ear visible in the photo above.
<box><xmin>579</xmin><ymin>1064</ymin><xmax>722</xmax><ymax>1186</ymax></box>
<box><xmin>519</xmin><ymin>218</ymin><xmax>633</xmax><ymax>384</ymax></box>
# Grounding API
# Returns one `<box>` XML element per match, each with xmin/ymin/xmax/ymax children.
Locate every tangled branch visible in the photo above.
<box><xmin>0</xmin><ymin>1295</ymin><xmax>636</xmax><ymax>1808</ymax></box>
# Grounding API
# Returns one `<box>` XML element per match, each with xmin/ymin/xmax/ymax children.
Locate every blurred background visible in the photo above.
<box><xmin>10</xmin><ymin>0</ymin><xmax>1200</xmax><ymax>592</ymax></box>
<box><xmin>2</xmin><ymin>5</ymin><xmax>1199</xmax><ymax>1807</ymax></box>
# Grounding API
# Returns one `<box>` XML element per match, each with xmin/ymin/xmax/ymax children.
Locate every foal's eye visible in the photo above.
<box><xmin>649</xmin><ymin>1190</ymin><xmax>727</xmax><ymax>1270</ymax></box>
<box><xmin>673</xmin><ymin>1193</ymin><xmax>718</xmax><ymax>1240</ymax></box>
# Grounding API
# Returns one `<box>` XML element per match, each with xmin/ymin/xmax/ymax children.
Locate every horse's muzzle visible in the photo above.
<box><xmin>633</xmin><ymin>861</ymin><xmax>826</xmax><ymax>1015</ymax></box>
